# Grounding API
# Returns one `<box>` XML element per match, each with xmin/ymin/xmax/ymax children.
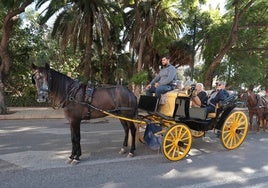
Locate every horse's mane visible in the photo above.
<box><xmin>49</xmin><ymin>68</ymin><xmax>78</xmax><ymax>107</ymax></box>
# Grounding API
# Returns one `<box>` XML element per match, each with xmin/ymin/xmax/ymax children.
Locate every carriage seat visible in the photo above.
<box><xmin>159</xmin><ymin>89</ymin><xmax>189</xmax><ymax>104</ymax></box>
<box><xmin>157</xmin><ymin>90</ymin><xmax>190</xmax><ymax>117</ymax></box>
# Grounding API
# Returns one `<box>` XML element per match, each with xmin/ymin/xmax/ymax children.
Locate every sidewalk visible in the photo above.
<box><xmin>0</xmin><ymin>107</ymin><xmax>64</xmax><ymax>120</ymax></box>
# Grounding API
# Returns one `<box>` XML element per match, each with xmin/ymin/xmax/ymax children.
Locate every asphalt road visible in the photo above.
<box><xmin>1</xmin><ymin>117</ymin><xmax>268</xmax><ymax>188</ymax></box>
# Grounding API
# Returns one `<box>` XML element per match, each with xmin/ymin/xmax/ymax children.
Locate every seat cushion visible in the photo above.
<box><xmin>207</xmin><ymin>113</ymin><xmax>216</xmax><ymax>118</ymax></box>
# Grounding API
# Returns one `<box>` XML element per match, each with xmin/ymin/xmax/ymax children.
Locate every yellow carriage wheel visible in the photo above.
<box><xmin>221</xmin><ymin>111</ymin><xmax>248</xmax><ymax>150</ymax></box>
<box><xmin>191</xmin><ymin>130</ymin><xmax>205</xmax><ymax>138</ymax></box>
<box><xmin>162</xmin><ymin>123</ymin><xmax>192</xmax><ymax>161</ymax></box>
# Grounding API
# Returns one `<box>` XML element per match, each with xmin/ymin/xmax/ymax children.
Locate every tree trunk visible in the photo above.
<box><xmin>83</xmin><ymin>16</ymin><xmax>93</xmax><ymax>80</ymax></box>
<box><xmin>0</xmin><ymin>43</ymin><xmax>11</xmax><ymax>114</ymax></box>
<box><xmin>0</xmin><ymin>14</ymin><xmax>13</xmax><ymax>114</ymax></box>
<box><xmin>0</xmin><ymin>76</ymin><xmax>6</xmax><ymax>114</ymax></box>
<box><xmin>137</xmin><ymin>37</ymin><xmax>146</xmax><ymax>72</ymax></box>
<box><xmin>0</xmin><ymin>0</ymin><xmax>33</xmax><ymax>114</ymax></box>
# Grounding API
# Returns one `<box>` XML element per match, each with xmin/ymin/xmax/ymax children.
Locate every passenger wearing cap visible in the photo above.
<box><xmin>205</xmin><ymin>81</ymin><xmax>229</xmax><ymax>113</ymax></box>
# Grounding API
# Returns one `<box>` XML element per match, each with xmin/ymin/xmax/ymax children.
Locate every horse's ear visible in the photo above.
<box><xmin>45</xmin><ymin>63</ymin><xmax>50</xmax><ymax>70</ymax></box>
<box><xmin>31</xmin><ymin>63</ymin><xmax>37</xmax><ymax>70</ymax></box>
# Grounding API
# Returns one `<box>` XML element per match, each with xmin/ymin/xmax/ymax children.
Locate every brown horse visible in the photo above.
<box><xmin>241</xmin><ymin>90</ymin><xmax>264</xmax><ymax>131</ymax></box>
<box><xmin>31</xmin><ymin>63</ymin><xmax>138</xmax><ymax>164</ymax></box>
<box><xmin>261</xmin><ymin>96</ymin><xmax>268</xmax><ymax>129</ymax></box>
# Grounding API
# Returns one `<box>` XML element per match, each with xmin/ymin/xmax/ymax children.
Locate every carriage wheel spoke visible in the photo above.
<box><xmin>221</xmin><ymin>111</ymin><xmax>248</xmax><ymax>150</ymax></box>
<box><xmin>162</xmin><ymin>124</ymin><xmax>192</xmax><ymax>161</ymax></box>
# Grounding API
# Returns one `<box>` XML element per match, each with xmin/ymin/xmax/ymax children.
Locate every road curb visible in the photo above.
<box><xmin>0</xmin><ymin>107</ymin><xmax>65</xmax><ymax>120</ymax></box>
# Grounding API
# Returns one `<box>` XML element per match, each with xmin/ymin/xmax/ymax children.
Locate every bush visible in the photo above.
<box><xmin>6</xmin><ymin>95</ymin><xmax>49</xmax><ymax>107</ymax></box>
<box><xmin>130</xmin><ymin>70</ymin><xmax>148</xmax><ymax>85</ymax></box>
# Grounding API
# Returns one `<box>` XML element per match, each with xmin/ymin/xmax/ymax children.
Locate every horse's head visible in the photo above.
<box><xmin>240</xmin><ymin>92</ymin><xmax>248</xmax><ymax>102</ymax></box>
<box><xmin>31</xmin><ymin>63</ymin><xmax>51</xmax><ymax>102</ymax></box>
<box><xmin>240</xmin><ymin>90</ymin><xmax>258</xmax><ymax>107</ymax></box>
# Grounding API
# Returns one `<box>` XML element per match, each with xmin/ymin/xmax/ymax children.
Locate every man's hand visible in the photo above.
<box><xmin>146</xmin><ymin>83</ymin><xmax>159</xmax><ymax>90</ymax></box>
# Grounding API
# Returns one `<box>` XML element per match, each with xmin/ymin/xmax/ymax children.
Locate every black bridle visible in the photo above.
<box><xmin>32</xmin><ymin>68</ymin><xmax>52</xmax><ymax>93</ymax></box>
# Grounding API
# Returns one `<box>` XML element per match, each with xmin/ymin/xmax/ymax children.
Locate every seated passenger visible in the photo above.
<box><xmin>205</xmin><ymin>81</ymin><xmax>229</xmax><ymax>113</ymax></box>
<box><xmin>191</xmin><ymin>83</ymin><xmax>208</xmax><ymax>108</ymax></box>
<box><xmin>145</xmin><ymin>56</ymin><xmax>177</xmax><ymax>98</ymax></box>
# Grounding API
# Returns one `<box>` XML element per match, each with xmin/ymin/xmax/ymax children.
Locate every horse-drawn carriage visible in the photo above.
<box><xmin>31</xmin><ymin>63</ymin><xmax>249</xmax><ymax>164</ymax></box>
<box><xmin>136</xmin><ymin>89</ymin><xmax>248</xmax><ymax>161</ymax></box>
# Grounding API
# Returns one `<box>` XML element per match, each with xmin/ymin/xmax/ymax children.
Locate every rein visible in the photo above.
<box><xmin>44</xmin><ymin>67</ymin><xmax>136</xmax><ymax>118</ymax></box>
<box><xmin>68</xmin><ymin>97</ymin><xmax>142</xmax><ymax>123</ymax></box>
<box><xmin>68</xmin><ymin>96</ymin><xmax>134</xmax><ymax>112</ymax></box>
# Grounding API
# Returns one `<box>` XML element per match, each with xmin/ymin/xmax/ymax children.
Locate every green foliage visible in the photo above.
<box><xmin>6</xmin><ymin>7</ymin><xmax>81</xmax><ymax>99</ymax></box>
<box><xmin>226</xmin><ymin>51</ymin><xmax>265</xmax><ymax>90</ymax></box>
<box><xmin>130</xmin><ymin>70</ymin><xmax>148</xmax><ymax>85</ymax></box>
<box><xmin>223</xmin><ymin>0</ymin><xmax>268</xmax><ymax>90</ymax></box>
<box><xmin>2</xmin><ymin>0</ymin><xmax>268</xmax><ymax>108</ymax></box>
<box><xmin>6</xmin><ymin>87</ymin><xmax>49</xmax><ymax>107</ymax></box>
<box><xmin>180</xmin><ymin>0</ymin><xmax>268</xmax><ymax>90</ymax></box>
<box><xmin>6</xmin><ymin>96</ymin><xmax>49</xmax><ymax>107</ymax></box>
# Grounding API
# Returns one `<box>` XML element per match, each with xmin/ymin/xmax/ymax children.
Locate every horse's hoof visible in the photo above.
<box><xmin>127</xmin><ymin>153</ymin><xmax>134</xmax><ymax>158</ymax></box>
<box><xmin>71</xmin><ymin>159</ymin><xmax>80</xmax><ymax>165</ymax></box>
<box><xmin>65</xmin><ymin>157</ymin><xmax>73</xmax><ymax>164</ymax></box>
<box><xmin>119</xmin><ymin>148</ymin><xmax>126</xmax><ymax>155</ymax></box>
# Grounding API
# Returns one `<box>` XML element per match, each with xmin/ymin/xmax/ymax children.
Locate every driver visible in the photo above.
<box><xmin>145</xmin><ymin>56</ymin><xmax>177</xmax><ymax>98</ymax></box>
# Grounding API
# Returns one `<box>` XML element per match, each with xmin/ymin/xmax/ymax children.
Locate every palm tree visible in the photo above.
<box><xmin>36</xmin><ymin>0</ymin><xmax>121</xmax><ymax>81</ymax></box>
<box><xmin>122</xmin><ymin>0</ymin><xmax>183</xmax><ymax>72</ymax></box>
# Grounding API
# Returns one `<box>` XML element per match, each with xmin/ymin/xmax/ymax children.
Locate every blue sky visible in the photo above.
<box><xmin>203</xmin><ymin>0</ymin><xmax>226</xmax><ymax>14</ymax></box>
